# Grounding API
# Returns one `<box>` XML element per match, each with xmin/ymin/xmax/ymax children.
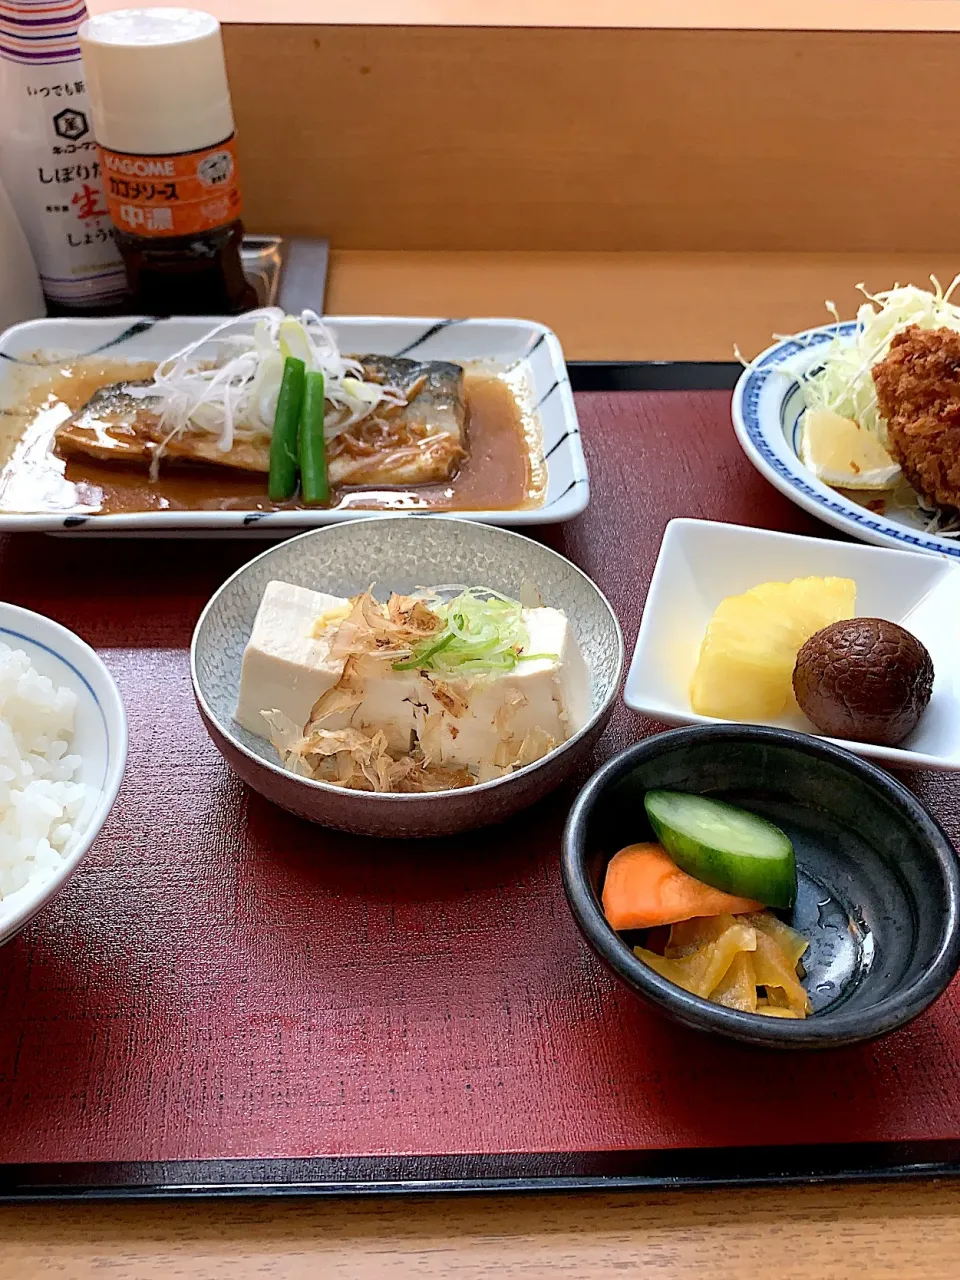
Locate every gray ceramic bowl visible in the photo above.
<box><xmin>562</xmin><ymin>725</ymin><xmax>960</xmax><ymax>1049</ymax></box>
<box><xmin>192</xmin><ymin>516</ymin><xmax>624</xmax><ymax>837</ymax></box>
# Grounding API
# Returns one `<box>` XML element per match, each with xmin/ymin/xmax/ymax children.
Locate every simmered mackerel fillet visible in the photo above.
<box><xmin>54</xmin><ymin>382</ymin><xmax>271</xmax><ymax>473</ymax></box>
<box><xmin>329</xmin><ymin>356</ymin><xmax>466</xmax><ymax>487</ymax></box>
<box><xmin>55</xmin><ymin>356</ymin><xmax>467</xmax><ymax>487</ymax></box>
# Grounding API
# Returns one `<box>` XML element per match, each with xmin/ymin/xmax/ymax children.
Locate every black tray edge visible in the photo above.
<box><xmin>2</xmin><ymin>1141</ymin><xmax>959</xmax><ymax>1200</ymax></box>
<box><xmin>567</xmin><ymin>361</ymin><xmax>742</xmax><ymax>391</ymax></box>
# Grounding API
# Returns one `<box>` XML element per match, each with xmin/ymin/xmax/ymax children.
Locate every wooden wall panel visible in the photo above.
<box><xmin>324</xmin><ymin>250</ymin><xmax>960</xmax><ymax>359</ymax></box>
<box><xmin>224</xmin><ymin>26</ymin><xmax>960</xmax><ymax>253</ymax></box>
<box><xmin>86</xmin><ymin>0</ymin><xmax>960</xmax><ymax>32</ymax></box>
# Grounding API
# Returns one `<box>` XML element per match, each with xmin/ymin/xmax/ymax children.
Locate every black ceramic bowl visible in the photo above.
<box><xmin>561</xmin><ymin>725</ymin><xmax>960</xmax><ymax>1049</ymax></box>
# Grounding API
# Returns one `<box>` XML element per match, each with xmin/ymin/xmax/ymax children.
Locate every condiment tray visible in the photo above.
<box><xmin>624</xmin><ymin>518</ymin><xmax>960</xmax><ymax>771</ymax></box>
<box><xmin>0</xmin><ymin>315</ymin><xmax>587</xmax><ymax>535</ymax></box>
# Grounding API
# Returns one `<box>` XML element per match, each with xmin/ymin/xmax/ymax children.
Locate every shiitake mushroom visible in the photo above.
<box><xmin>792</xmin><ymin>619</ymin><xmax>934</xmax><ymax>746</ymax></box>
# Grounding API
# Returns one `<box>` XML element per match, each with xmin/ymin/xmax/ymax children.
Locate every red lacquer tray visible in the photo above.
<box><xmin>2</xmin><ymin>363</ymin><xmax>960</xmax><ymax>1200</ymax></box>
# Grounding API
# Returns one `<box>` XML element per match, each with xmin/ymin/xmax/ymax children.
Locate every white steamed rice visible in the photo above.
<box><xmin>0</xmin><ymin>640</ymin><xmax>87</xmax><ymax>900</ymax></box>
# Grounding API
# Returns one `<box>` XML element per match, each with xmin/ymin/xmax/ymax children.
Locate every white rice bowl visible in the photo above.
<box><xmin>0</xmin><ymin>641</ymin><xmax>87</xmax><ymax>899</ymax></box>
<box><xmin>0</xmin><ymin>603</ymin><xmax>126</xmax><ymax>944</ymax></box>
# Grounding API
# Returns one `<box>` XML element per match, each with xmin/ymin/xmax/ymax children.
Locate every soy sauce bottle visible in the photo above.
<box><xmin>0</xmin><ymin>0</ymin><xmax>127</xmax><ymax>314</ymax></box>
<box><xmin>79</xmin><ymin>8</ymin><xmax>256</xmax><ymax>316</ymax></box>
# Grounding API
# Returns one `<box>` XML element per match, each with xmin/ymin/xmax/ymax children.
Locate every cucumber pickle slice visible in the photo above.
<box><xmin>644</xmin><ymin>790</ymin><xmax>797</xmax><ymax>909</ymax></box>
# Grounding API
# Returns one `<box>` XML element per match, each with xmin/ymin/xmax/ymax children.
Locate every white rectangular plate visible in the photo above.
<box><xmin>0</xmin><ymin>315</ymin><xmax>588</xmax><ymax>535</ymax></box>
<box><xmin>625</xmin><ymin>518</ymin><xmax>960</xmax><ymax>771</ymax></box>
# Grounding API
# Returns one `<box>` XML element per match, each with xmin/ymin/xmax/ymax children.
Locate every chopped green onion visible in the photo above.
<box><xmin>392</xmin><ymin>632</ymin><xmax>455</xmax><ymax>671</ymax></box>
<box><xmin>268</xmin><ymin>355</ymin><xmax>305</xmax><ymax>502</ymax></box>
<box><xmin>299</xmin><ymin>370</ymin><xmax>329</xmax><ymax>506</ymax></box>
<box><xmin>391</xmin><ymin>587</ymin><xmax>558</xmax><ymax>675</ymax></box>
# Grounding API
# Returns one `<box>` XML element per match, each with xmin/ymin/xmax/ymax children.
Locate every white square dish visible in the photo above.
<box><xmin>624</xmin><ymin>518</ymin><xmax>960</xmax><ymax>771</ymax></box>
<box><xmin>0</xmin><ymin>315</ymin><xmax>588</xmax><ymax>535</ymax></box>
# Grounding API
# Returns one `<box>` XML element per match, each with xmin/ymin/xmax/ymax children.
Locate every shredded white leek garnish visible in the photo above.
<box><xmin>797</xmin><ymin>275</ymin><xmax>960</xmax><ymax>446</ymax></box>
<box><xmin>126</xmin><ymin>309</ymin><xmax>406</xmax><ymax>474</ymax></box>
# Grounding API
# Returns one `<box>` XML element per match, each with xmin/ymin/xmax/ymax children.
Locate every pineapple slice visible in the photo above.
<box><xmin>690</xmin><ymin>577</ymin><xmax>856</xmax><ymax>721</ymax></box>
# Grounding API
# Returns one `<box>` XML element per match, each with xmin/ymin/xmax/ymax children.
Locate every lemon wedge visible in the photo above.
<box><xmin>800</xmin><ymin>408</ymin><xmax>901</xmax><ymax>490</ymax></box>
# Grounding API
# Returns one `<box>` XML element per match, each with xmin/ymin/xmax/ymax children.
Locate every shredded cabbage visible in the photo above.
<box><xmin>392</xmin><ymin>586</ymin><xmax>555</xmax><ymax>674</ymax></box>
<box><xmin>126</xmin><ymin>308</ymin><xmax>406</xmax><ymax>466</ymax></box>
<box><xmin>799</xmin><ymin>275</ymin><xmax>960</xmax><ymax>445</ymax></box>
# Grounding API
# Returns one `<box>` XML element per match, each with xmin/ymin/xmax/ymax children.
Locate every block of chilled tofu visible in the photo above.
<box><xmin>337</xmin><ymin>663</ymin><xmax>421</xmax><ymax>753</ymax></box>
<box><xmin>235</xmin><ymin>581</ymin><xmax>348</xmax><ymax>737</ymax></box>
<box><xmin>238</xmin><ymin>585</ymin><xmax>590</xmax><ymax>779</ymax></box>
<box><xmin>413</xmin><ymin>606</ymin><xmax>591</xmax><ymax>769</ymax></box>
<box><xmin>236</xmin><ymin>580</ymin><xmax>420</xmax><ymax>753</ymax></box>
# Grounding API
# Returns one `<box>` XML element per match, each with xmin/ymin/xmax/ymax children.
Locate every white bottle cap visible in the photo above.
<box><xmin>79</xmin><ymin>8</ymin><xmax>235</xmax><ymax>156</ymax></box>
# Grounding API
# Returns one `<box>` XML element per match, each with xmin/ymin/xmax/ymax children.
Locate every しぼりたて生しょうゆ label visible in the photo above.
<box><xmin>0</xmin><ymin>0</ymin><xmax>127</xmax><ymax>313</ymax></box>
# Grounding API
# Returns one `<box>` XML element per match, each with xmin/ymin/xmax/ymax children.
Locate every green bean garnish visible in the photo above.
<box><xmin>299</xmin><ymin>370</ymin><xmax>328</xmax><ymax>506</ymax></box>
<box><xmin>267</xmin><ymin>356</ymin><xmax>305</xmax><ymax>502</ymax></box>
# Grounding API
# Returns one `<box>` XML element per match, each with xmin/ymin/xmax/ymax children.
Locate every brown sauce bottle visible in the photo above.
<box><xmin>115</xmin><ymin>220</ymin><xmax>256</xmax><ymax>315</ymax></box>
<box><xmin>79</xmin><ymin>9</ymin><xmax>257</xmax><ymax>316</ymax></box>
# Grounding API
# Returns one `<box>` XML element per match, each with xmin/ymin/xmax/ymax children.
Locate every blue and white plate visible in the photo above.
<box><xmin>732</xmin><ymin>321</ymin><xmax>960</xmax><ymax>560</ymax></box>
<box><xmin>0</xmin><ymin>315</ymin><xmax>588</xmax><ymax>535</ymax></box>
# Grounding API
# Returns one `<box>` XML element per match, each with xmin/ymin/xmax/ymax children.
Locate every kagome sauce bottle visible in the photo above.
<box><xmin>79</xmin><ymin>8</ymin><xmax>256</xmax><ymax>315</ymax></box>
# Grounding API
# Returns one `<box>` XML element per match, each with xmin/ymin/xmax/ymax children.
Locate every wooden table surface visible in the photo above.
<box><xmin>0</xmin><ymin>1181</ymin><xmax>958</xmax><ymax>1277</ymax></box>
